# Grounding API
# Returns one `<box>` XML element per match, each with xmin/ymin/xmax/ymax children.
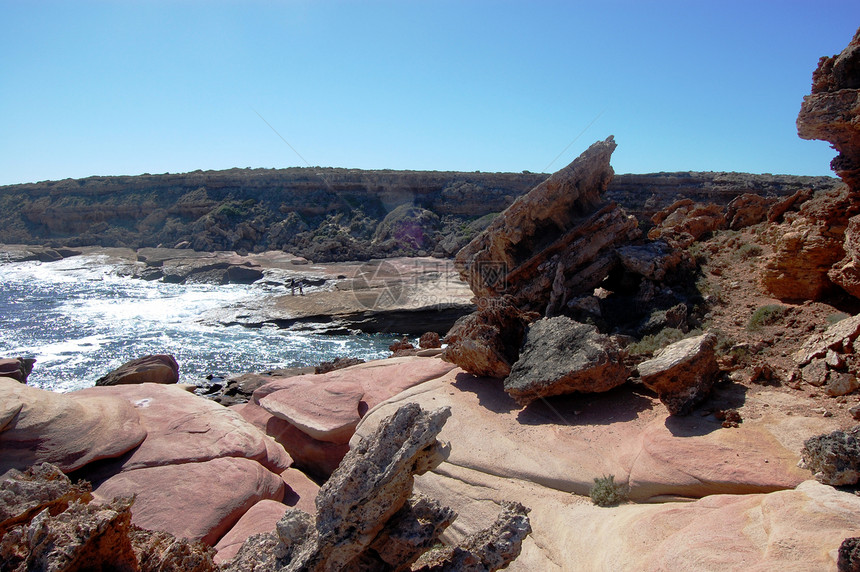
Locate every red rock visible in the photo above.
<box><xmin>95</xmin><ymin>354</ymin><xmax>179</xmax><ymax>386</ymax></box>
<box><xmin>419</xmin><ymin>332</ymin><xmax>442</xmax><ymax>349</ymax></box>
<box><xmin>259</xmin><ymin>380</ymin><xmax>364</xmax><ymax>444</ymax></box>
<box><xmin>94</xmin><ymin>456</ymin><xmax>284</xmax><ymax>546</ymax></box>
<box><xmin>0</xmin><ymin>378</ymin><xmax>146</xmax><ymax>474</ymax></box>
<box><xmin>72</xmin><ymin>383</ymin><xmax>291</xmax><ymax>474</ymax></box>
<box><xmin>259</xmin><ymin>411</ymin><xmax>350</xmax><ymax>481</ymax></box>
<box><xmin>725</xmin><ymin>193</ymin><xmax>776</xmax><ymax>230</ymax></box>
<box><xmin>213</xmin><ymin>499</ymin><xmax>288</xmax><ymax>564</ymax></box>
<box><xmin>281</xmin><ymin>467</ymin><xmax>319</xmax><ymax>514</ymax></box>
<box><xmin>647</xmin><ymin>200</ymin><xmax>725</xmax><ymax>247</ymax></box>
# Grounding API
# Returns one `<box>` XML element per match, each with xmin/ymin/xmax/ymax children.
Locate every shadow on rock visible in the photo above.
<box><xmin>450</xmin><ymin>372</ymin><xmax>520</xmax><ymax>414</ymax></box>
<box><xmin>516</xmin><ymin>384</ymin><xmax>655</xmax><ymax>427</ymax></box>
<box><xmin>663</xmin><ymin>380</ymin><xmax>748</xmax><ymax>438</ymax></box>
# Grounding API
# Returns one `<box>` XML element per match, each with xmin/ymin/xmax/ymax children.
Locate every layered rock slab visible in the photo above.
<box><xmin>454</xmin><ymin>136</ymin><xmax>639</xmax><ymax>314</ymax></box>
<box><xmin>0</xmin><ymin>378</ymin><xmax>146</xmax><ymax>474</ymax></box>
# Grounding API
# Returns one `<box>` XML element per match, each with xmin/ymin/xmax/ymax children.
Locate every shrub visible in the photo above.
<box><xmin>747</xmin><ymin>305</ymin><xmax>788</xmax><ymax>332</ymax></box>
<box><xmin>627</xmin><ymin>327</ymin><xmax>703</xmax><ymax>357</ymax></box>
<box><xmin>589</xmin><ymin>474</ymin><xmax>628</xmax><ymax>507</ymax></box>
<box><xmin>827</xmin><ymin>312</ymin><xmax>850</xmax><ymax>325</ymax></box>
<box><xmin>736</xmin><ymin>243</ymin><xmax>763</xmax><ymax>260</ymax></box>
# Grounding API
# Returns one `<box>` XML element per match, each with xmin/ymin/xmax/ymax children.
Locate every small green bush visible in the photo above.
<box><xmin>736</xmin><ymin>243</ymin><xmax>763</xmax><ymax>260</ymax></box>
<box><xmin>827</xmin><ymin>312</ymin><xmax>850</xmax><ymax>325</ymax></box>
<box><xmin>627</xmin><ymin>327</ymin><xmax>703</xmax><ymax>357</ymax></box>
<box><xmin>589</xmin><ymin>474</ymin><xmax>628</xmax><ymax>507</ymax></box>
<box><xmin>747</xmin><ymin>305</ymin><xmax>788</xmax><ymax>332</ymax></box>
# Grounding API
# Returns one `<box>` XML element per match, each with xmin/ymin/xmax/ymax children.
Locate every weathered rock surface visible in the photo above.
<box><xmin>798</xmin><ymin>26</ymin><xmax>860</xmax><ymax>191</ymax></box>
<box><xmin>455</xmin><ymin>136</ymin><xmax>639</xmax><ymax>314</ymax></box>
<box><xmin>795</xmin><ymin>314</ymin><xmax>860</xmax><ymax>395</ymax></box>
<box><xmin>0</xmin><ymin>463</ymin><xmax>218</xmax><ymax>572</ymax></box>
<box><xmin>725</xmin><ymin>192</ymin><xmax>778</xmax><ymax>230</ymax></box>
<box><xmin>840</xmin><ymin>537</ymin><xmax>860</xmax><ymax>572</ymax></box>
<box><xmin>94</xmin><ymin>456</ymin><xmax>285</xmax><ymax>546</ymax></box>
<box><xmin>354</xmin><ymin>370</ymin><xmax>849</xmax><ymax>570</ymax></box>
<box><xmin>226</xmin><ymin>403</ymin><xmax>530</xmax><ymax>572</ymax></box>
<box><xmin>95</xmin><ymin>354</ymin><xmax>180</xmax><ymax>386</ymax></box>
<box><xmin>637</xmin><ymin>333</ymin><xmax>719</xmax><ymax>415</ymax></box>
<box><xmin>441</xmin><ymin>296</ymin><xmax>538</xmax><ymax>379</ymax></box>
<box><xmin>0</xmin><ymin>358</ymin><xmax>35</xmax><ymax>384</ymax></box>
<box><xmin>213</xmin><ymin>499</ymin><xmax>289</xmax><ymax>564</ymax></box>
<box><xmin>800</xmin><ymin>426</ymin><xmax>860</xmax><ymax>486</ymax></box>
<box><xmin>0</xmin><ymin>463</ymin><xmax>93</xmax><ymax>538</ymax></box>
<box><xmin>616</xmin><ymin>240</ymin><xmax>686</xmax><ymax>282</ymax></box>
<box><xmin>237</xmin><ymin>357</ymin><xmax>456</xmax><ymax>479</ymax></box>
<box><xmin>72</xmin><ymin>382</ymin><xmax>291</xmax><ymax>473</ymax></box>
<box><xmin>504</xmin><ymin>317</ymin><xmax>630</xmax><ymax>406</ymax></box>
<box><xmin>0</xmin><ymin>378</ymin><xmax>146</xmax><ymax>474</ymax></box>
<box><xmin>647</xmin><ymin>199</ymin><xmax>725</xmax><ymax>247</ymax></box>
<box><xmin>831</xmin><ymin>214</ymin><xmax>860</xmax><ymax>297</ymax></box>
<box><xmin>419</xmin><ymin>331</ymin><xmax>442</xmax><ymax>349</ymax></box>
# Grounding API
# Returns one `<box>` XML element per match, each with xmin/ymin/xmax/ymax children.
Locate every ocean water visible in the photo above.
<box><xmin>0</xmin><ymin>256</ymin><xmax>397</xmax><ymax>392</ymax></box>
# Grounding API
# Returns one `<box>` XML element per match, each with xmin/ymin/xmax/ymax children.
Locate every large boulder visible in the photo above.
<box><xmin>637</xmin><ymin>333</ymin><xmax>719</xmax><ymax>415</ymax></box>
<box><xmin>94</xmin><ymin>456</ymin><xmax>285</xmax><ymax>546</ymax></box>
<box><xmin>441</xmin><ymin>296</ymin><xmax>538</xmax><ymax>379</ymax></box>
<box><xmin>800</xmin><ymin>426</ymin><xmax>860</xmax><ymax>486</ymax></box>
<box><xmin>504</xmin><ymin>317</ymin><xmax>630</xmax><ymax>406</ymax></box>
<box><xmin>797</xmin><ymin>26</ymin><xmax>860</xmax><ymax>191</ymax></box>
<box><xmin>72</xmin><ymin>383</ymin><xmax>291</xmax><ymax>474</ymax></box>
<box><xmin>455</xmin><ymin>136</ymin><xmax>639</xmax><ymax>314</ymax></box>
<box><xmin>0</xmin><ymin>378</ymin><xmax>146</xmax><ymax>474</ymax></box>
<box><xmin>95</xmin><ymin>354</ymin><xmax>180</xmax><ymax>386</ymax></box>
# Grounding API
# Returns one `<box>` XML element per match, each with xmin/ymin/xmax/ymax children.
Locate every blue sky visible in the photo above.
<box><xmin>1</xmin><ymin>1</ymin><xmax>859</xmax><ymax>186</ymax></box>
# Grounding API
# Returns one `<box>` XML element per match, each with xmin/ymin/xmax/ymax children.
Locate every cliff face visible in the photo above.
<box><xmin>0</xmin><ymin>166</ymin><xmax>840</xmax><ymax>261</ymax></box>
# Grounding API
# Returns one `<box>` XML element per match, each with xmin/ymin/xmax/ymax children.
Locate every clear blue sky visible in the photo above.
<box><xmin>1</xmin><ymin>1</ymin><xmax>859</xmax><ymax>186</ymax></box>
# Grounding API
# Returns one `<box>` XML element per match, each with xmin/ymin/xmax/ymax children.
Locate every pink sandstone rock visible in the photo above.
<box><xmin>95</xmin><ymin>354</ymin><xmax>180</xmax><ymax>386</ymax></box>
<box><xmin>72</xmin><ymin>383</ymin><xmax>291</xmax><ymax>474</ymax></box>
<box><xmin>0</xmin><ymin>378</ymin><xmax>146</xmax><ymax>474</ymax></box>
<box><xmin>213</xmin><ymin>499</ymin><xmax>288</xmax><ymax>564</ymax></box>
<box><xmin>94</xmin><ymin>456</ymin><xmax>284</xmax><ymax>546</ymax></box>
<box><xmin>281</xmin><ymin>467</ymin><xmax>320</xmax><ymax>514</ymax></box>
<box><xmin>259</xmin><ymin>380</ymin><xmax>365</xmax><ymax>444</ymax></box>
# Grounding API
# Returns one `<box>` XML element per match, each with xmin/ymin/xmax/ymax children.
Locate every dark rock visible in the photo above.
<box><xmin>314</xmin><ymin>357</ymin><xmax>365</xmax><ymax>375</ymax></box>
<box><xmin>0</xmin><ymin>358</ymin><xmax>36</xmax><ymax>384</ymax></box>
<box><xmin>226</xmin><ymin>265</ymin><xmax>264</xmax><ymax>284</ymax></box>
<box><xmin>800</xmin><ymin>426</ymin><xmax>860</xmax><ymax>486</ymax></box>
<box><xmin>839</xmin><ymin>537</ymin><xmax>860</xmax><ymax>572</ymax></box>
<box><xmin>616</xmin><ymin>240</ymin><xmax>686</xmax><ymax>282</ymax></box>
<box><xmin>504</xmin><ymin>317</ymin><xmax>631</xmax><ymax>406</ymax></box>
<box><xmin>419</xmin><ymin>331</ymin><xmax>442</xmax><ymax>349</ymax></box>
<box><xmin>96</xmin><ymin>354</ymin><xmax>179</xmax><ymax>386</ymax></box>
<box><xmin>441</xmin><ymin>296</ymin><xmax>539</xmax><ymax>379</ymax></box>
<box><xmin>637</xmin><ymin>333</ymin><xmax>719</xmax><ymax>415</ymax></box>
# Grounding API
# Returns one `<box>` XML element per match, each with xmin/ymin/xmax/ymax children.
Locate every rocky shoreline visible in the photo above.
<box><xmin>3</xmin><ymin>27</ymin><xmax>860</xmax><ymax>572</ymax></box>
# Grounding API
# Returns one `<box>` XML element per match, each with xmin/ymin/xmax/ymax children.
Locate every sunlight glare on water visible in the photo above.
<box><xmin>0</xmin><ymin>257</ymin><xmax>395</xmax><ymax>392</ymax></box>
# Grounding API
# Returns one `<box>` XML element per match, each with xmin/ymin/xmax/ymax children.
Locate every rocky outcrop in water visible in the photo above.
<box><xmin>95</xmin><ymin>354</ymin><xmax>180</xmax><ymax>386</ymax></box>
<box><xmin>0</xmin><ymin>358</ymin><xmax>35</xmax><ymax>384</ymax></box>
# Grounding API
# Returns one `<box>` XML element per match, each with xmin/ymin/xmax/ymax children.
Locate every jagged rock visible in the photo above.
<box><xmin>419</xmin><ymin>331</ymin><xmax>442</xmax><ymax>349</ymax></box>
<box><xmin>726</xmin><ymin>193</ymin><xmax>777</xmax><ymax>230</ymax></box>
<box><xmin>795</xmin><ymin>313</ymin><xmax>860</xmax><ymax>366</ymax></box>
<box><xmin>800</xmin><ymin>426</ymin><xmax>860</xmax><ymax>486</ymax></box>
<box><xmin>831</xmin><ymin>214</ymin><xmax>860</xmax><ymax>297</ymax></box>
<box><xmin>0</xmin><ymin>496</ymin><xmax>140</xmax><ymax>571</ymax></box>
<box><xmin>96</xmin><ymin>354</ymin><xmax>180</xmax><ymax>386</ymax></box>
<box><xmin>0</xmin><ymin>378</ymin><xmax>146</xmax><ymax>474</ymax></box>
<box><xmin>455</xmin><ymin>137</ymin><xmax>640</xmax><ymax>314</ymax></box>
<box><xmin>646</xmin><ymin>199</ymin><xmax>725</xmax><ymax>247</ymax></box>
<box><xmin>504</xmin><ymin>317</ymin><xmax>630</xmax><ymax>406</ymax></box>
<box><xmin>441</xmin><ymin>296</ymin><xmax>539</xmax><ymax>379</ymax></box>
<box><xmin>0</xmin><ymin>358</ymin><xmax>35</xmax><ymax>384</ymax></box>
<box><xmin>637</xmin><ymin>333</ymin><xmax>719</xmax><ymax>415</ymax></box>
<box><xmin>0</xmin><ymin>463</ymin><xmax>93</xmax><ymax>538</ymax></box>
<box><xmin>286</xmin><ymin>403</ymin><xmax>452</xmax><ymax>570</ymax></box>
<box><xmin>840</xmin><ymin>537</ymin><xmax>860</xmax><ymax>572</ymax></box>
<box><xmin>616</xmin><ymin>240</ymin><xmax>686</xmax><ymax>281</ymax></box>
<box><xmin>826</xmin><ymin>371</ymin><xmax>860</xmax><ymax>396</ymax></box>
<box><xmin>130</xmin><ymin>527</ymin><xmax>218</xmax><ymax>572</ymax></box>
<box><xmin>797</xmin><ymin>27</ymin><xmax>860</xmax><ymax>191</ymax></box>
<box><xmin>411</xmin><ymin>502</ymin><xmax>531</xmax><ymax>572</ymax></box>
